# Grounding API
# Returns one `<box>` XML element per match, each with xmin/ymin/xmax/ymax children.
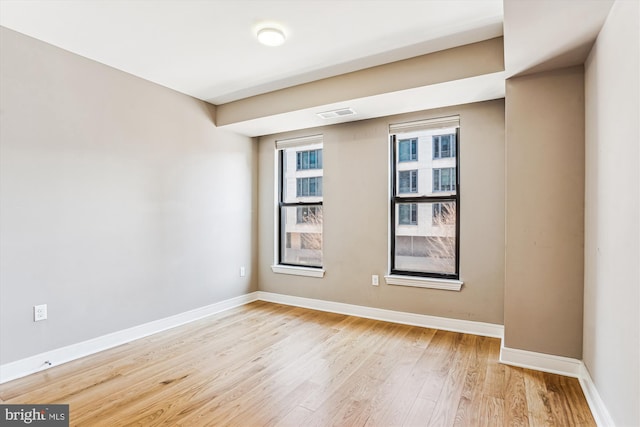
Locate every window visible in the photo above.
<box><xmin>433</xmin><ymin>134</ymin><xmax>456</xmax><ymax>159</ymax></box>
<box><xmin>297</xmin><ymin>176</ymin><xmax>323</xmax><ymax>197</ymax></box>
<box><xmin>398</xmin><ymin>138</ymin><xmax>418</xmax><ymax>162</ymax></box>
<box><xmin>277</xmin><ymin>136</ymin><xmax>323</xmax><ymax>268</ymax></box>
<box><xmin>398</xmin><ymin>203</ymin><xmax>418</xmax><ymax>225</ymax></box>
<box><xmin>432</xmin><ymin>202</ymin><xmax>455</xmax><ymax>226</ymax></box>
<box><xmin>389</xmin><ymin>117</ymin><xmax>460</xmax><ymax>279</ymax></box>
<box><xmin>297</xmin><ymin>149</ymin><xmax>323</xmax><ymax>170</ymax></box>
<box><xmin>433</xmin><ymin>168</ymin><xmax>456</xmax><ymax>192</ymax></box>
<box><xmin>297</xmin><ymin>206</ymin><xmax>321</xmax><ymax>224</ymax></box>
<box><xmin>398</xmin><ymin>170</ymin><xmax>418</xmax><ymax>193</ymax></box>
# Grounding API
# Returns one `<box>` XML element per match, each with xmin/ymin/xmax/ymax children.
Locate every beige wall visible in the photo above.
<box><xmin>0</xmin><ymin>28</ymin><xmax>258</xmax><ymax>364</ymax></box>
<box><xmin>258</xmin><ymin>100</ymin><xmax>505</xmax><ymax>324</ymax></box>
<box><xmin>584</xmin><ymin>1</ymin><xmax>639</xmax><ymax>425</ymax></box>
<box><xmin>504</xmin><ymin>66</ymin><xmax>585</xmax><ymax>358</ymax></box>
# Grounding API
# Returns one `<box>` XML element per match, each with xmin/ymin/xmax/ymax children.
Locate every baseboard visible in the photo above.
<box><xmin>499</xmin><ymin>345</ymin><xmax>616</xmax><ymax>427</ymax></box>
<box><xmin>0</xmin><ymin>292</ymin><xmax>259</xmax><ymax>384</ymax></box>
<box><xmin>1</xmin><ymin>289</ymin><xmax>615</xmax><ymax>427</ymax></box>
<box><xmin>256</xmin><ymin>291</ymin><xmax>504</xmax><ymax>338</ymax></box>
<box><xmin>499</xmin><ymin>344</ymin><xmax>583</xmax><ymax>377</ymax></box>
<box><xmin>579</xmin><ymin>364</ymin><xmax>616</xmax><ymax>427</ymax></box>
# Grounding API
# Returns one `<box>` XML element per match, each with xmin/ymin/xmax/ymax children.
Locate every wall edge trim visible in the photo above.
<box><xmin>0</xmin><ymin>292</ymin><xmax>260</xmax><ymax>384</ymax></box>
<box><xmin>578</xmin><ymin>364</ymin><xmax>617</xmax><ymax>427</ymax></box>
<box><xmin>499</xmin><ymin>344</ymin><xmax>583</xmax><ymax>377</ymax></box>
<box><xmin>256</xmin><ymin>291</ymin><xmax>504</xmax><ymax>338</ymax></box>
<box><xmin>500</xmin><ymin>344</ymin><xmax>616</xmax><ymax>427</ymax></box>
<box><xmin>3</xmin><ymin>290</ymin><xmax>613</xmax><ymax>427</ymax></box>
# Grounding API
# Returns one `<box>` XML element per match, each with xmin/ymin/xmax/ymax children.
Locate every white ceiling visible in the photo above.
<box><xmin>0</xmin><ymin>0</ymin><xmax>615</xmax><ymax>136</ymax></box>
<box><xmin>0</xmin><ymin>0</ymin><xmax>503</xmax><ymax>104</ymax></box>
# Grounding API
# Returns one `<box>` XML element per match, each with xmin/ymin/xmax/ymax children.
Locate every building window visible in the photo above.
<box><xmin>432</xmin><ymin>202</ymin><xmax>456</xmax><ymax>226</ymax></box>
<box><xmin>390</xmin><ymin>118</ymin><xmax>459</xmax><ymax>279</ymax></box>
<box><xmin>398</xmin><ymin>170</ymin><xmax>418</xmax><ymax>193</ymax></box>
<box><xmin>433</xmin><ymin>134</ymin><xmax>456</xmax><ymax>159</ymax></box>
<box><xmin>297</xmin><ymin>176</ymin><xmax>323</xmax><ymax>197</ymax></box>
<box><xmin>398</xmin><ymin>138</ymin><xmax>418</xmax><ymax>162</ymax></box>
<box><xmin>277</xmin><ymin>136</ymin><xmax>323</xmax><ymax>268</ymax></box>
<box><xmin>297</xmin><ymin>149</ymin><xmax>323</xmax><ymax>170</ymax></box>
<box><xmin>433</xmin><ymin>167</ymin><xmax>456</xmax><ymax>192</ymax></box>
<box><xmin>398</xmin><ymin>203</ymin><xmax>418</xmax><ymax>225</ymax></box>
<box><xmin>297</xmin><ymin>206</ymin><xmax>321</xmax><ymax>224</ymax></box>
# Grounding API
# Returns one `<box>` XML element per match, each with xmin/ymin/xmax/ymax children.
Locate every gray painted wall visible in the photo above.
<box><xmin>584</xmin><ymin>1</ymin><xmax>639</xmax><ymax>425</ymax></box>
<box><xmin>504</xmin><ymin>66</ymin><xmax>586</xmax><ymax>359</ymax></box>
<box><xmin>258</xmin><ymin>100</ymin><xmax>506</xmax><ymax>324</ymax></box>
<box><xmin>0</xmin><ymin>28</ymin><xmax>258</xmax><ymax>364</ymax></box>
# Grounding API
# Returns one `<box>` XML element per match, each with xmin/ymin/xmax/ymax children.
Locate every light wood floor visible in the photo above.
<box><xmin>0</xmin><ymin>301</ymin><xmax>595</xmax><ymax>426</ymax></box>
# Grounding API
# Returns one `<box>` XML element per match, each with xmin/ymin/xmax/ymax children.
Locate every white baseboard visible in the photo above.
<box><xmin>499</xmin><ymin>344</ymin><xmax>583</xmax><ymax>377</ymax></box>
<box><xmin>256</xmin><ymin>291</ymin><xmax>504</xmax><ymax>338</ymax></box>
<box><xmin>579</xmin><ymin>364</ymin><xmax>616</xmax><ymax>427</ymax></box>
<box><xmin>500</xmin><ymin>345</ymin><xmax>616</xmax><ymax>427</ymax></box>
<box><xmin>0</xmin><ymin>289</ymin><xmax>615</xmax><ymax>427</ymax></box>
<box><xmin>0</xmin><ymin>292</ymin><xmax>259</xmax><ymax>384</ymax></box>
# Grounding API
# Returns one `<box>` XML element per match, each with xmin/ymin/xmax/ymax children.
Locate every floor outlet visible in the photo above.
<box><xmin>34</xmin><ymin>304</ymin><xmax>47</xmax><ymax>321</ymax></box>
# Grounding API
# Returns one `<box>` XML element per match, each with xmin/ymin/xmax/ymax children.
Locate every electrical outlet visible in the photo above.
<box><xmin>240</xmin><ymin>266</ymin><xmax>246</xmax><ymax>277</ymax></box>
<box><xmin>34</xmin><ymin>304</ymin><xmax>47</xmax><ymax>322</ymax></box>
<box><xmin>371</xmin><ymin>275</ymin><xmax>379</xmax><ymax>286</ymax></box>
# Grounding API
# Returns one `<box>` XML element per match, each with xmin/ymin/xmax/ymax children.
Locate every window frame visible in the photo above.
<box><xmin>389</xmin><ymin>128</ymin><xmax>460</xmax><ymax>280</ymax></box>
<box><xmin>277</xmin><ymin>149</ymin><xmax>323</xmax><ymax>270</ymax></box>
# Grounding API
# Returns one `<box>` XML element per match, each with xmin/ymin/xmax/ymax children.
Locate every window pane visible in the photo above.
<box><xmin>399</xmin><ymin>170</ymin><xmax>418</xmax><ymax>194</ymax></box>
<box><xmin>398</xmin><ymin>203</ymin><xmax>417</xmax><ymax>225</ymax></box>
<box><xmin>399</xmin><ymin>140</ymin><xmax>410</xmax><ymax>162</ymax></box>
<box><xmin>441</xmin><ymin>136</ymin><xmax>450</xmax><ymax>158</ymax></box>
<box><xmin>433</xmin><ymin>167</ymin><xmax>456</xmax><ymax>193</ymax></box>
<box><xmin>395</xmin><ymin>201</ymin><xmax>456</xmax><ymax>275</ymax></box>
<box><xmin>295</xmin><ymin>148</ymin><xmax>323</xmax><ymax>171</ymax></box>
<box><xmin>398</xmin><ymin>138</ymin><xmax>417</xmax><ymax>162</ymax></box>
<box><xmin>281</xmin><ymin>205</ymin><xmax>323</xmax><ymax>267</ymax></box>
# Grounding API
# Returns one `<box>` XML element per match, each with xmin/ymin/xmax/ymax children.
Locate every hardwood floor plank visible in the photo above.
<box><xmin>482</xmin><ymin>338</ymin><xmax>506</xmax><ymax>399</ymax></box>
<box><xmin>361</xmin><ymin>327</ymin><xmax>438</xmax><ymax>427</ymax></box>
<box><xmin>0</xmin><ymin>302</ymin><xmax>596</xmax><ymax>426</ymax></box>
<box><xmin>523</xmin><ymin>369</ymin><xmax>555</xmax><ymax>427</ymax></box>
<box><xmin>426</xmin><ymin>333</ymin><xmax>475</xmax><ymax>426</ymax></box>
<box><xmin>452</xmin><ymin>336</ymin><xmax>492</xmax><ymax>427</ymax></box>
<box><xmin>504</xmin><ymin>365</ymin><xmax>530</xmax><ymax>426</ymax></box>
<box><xmin>479</xmin><ymin>395</ymin><xmax>505</xmax><ymax>427</ymax></box>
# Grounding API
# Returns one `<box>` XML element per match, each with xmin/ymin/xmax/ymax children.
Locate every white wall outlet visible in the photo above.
<box><xmin>240</xmin><ymin>266</ymin><xmax>246</xmax><ymax>277</ymax></box>
<box><xmin>371</xmin><ymin>275</ymin><xmax>379</xmax><ymax>286</ymax></box>
<box><xmin>34</xmin><ymin>304</ymin><xmax>47</xmax><ymax>321</ymax></box>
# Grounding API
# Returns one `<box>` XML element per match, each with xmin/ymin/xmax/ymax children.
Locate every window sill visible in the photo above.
<box><xmin>384</xmin><ymin>275</ymin><xmax>463</xmax><ymax>291</ymax></box>
<box><xmin>271</xmin><ymin>265</ymin><xmax>325</xmax><ymax>278</ymax></box>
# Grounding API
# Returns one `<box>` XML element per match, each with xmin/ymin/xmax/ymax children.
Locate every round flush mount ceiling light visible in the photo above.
<box><xmin>257</xmin><ymin>27</ymin><xmax>286</xmax><ymax>47</ymax></box>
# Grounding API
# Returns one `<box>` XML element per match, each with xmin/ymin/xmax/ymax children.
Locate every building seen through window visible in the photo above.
<box><xmin>278</xmin><ymin>138</ymin><xmax>323</xmax><ymax>268</ymax></box>
<box><xmin>391</xmin><ymin>119</ymin><xmax>459</xmax><ymax>279</ymax></box>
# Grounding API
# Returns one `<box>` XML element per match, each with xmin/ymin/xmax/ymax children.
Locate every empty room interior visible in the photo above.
<box><xmin>0</xmin><ymin>0</ymin><xmax>638</xmax><ymax>426</ymax></box>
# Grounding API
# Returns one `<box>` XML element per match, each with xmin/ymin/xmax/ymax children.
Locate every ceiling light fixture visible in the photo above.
<box><xmin>257</xmin><ymin>27</ymin><xmax>286</xmax><ymax>47</ymax></box>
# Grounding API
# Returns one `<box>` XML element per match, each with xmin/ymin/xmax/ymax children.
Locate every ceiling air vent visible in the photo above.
<box><xmin>316</xmin><ymin>107</ymin><xmax>356</xmax><ymax>119</ymax></box>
